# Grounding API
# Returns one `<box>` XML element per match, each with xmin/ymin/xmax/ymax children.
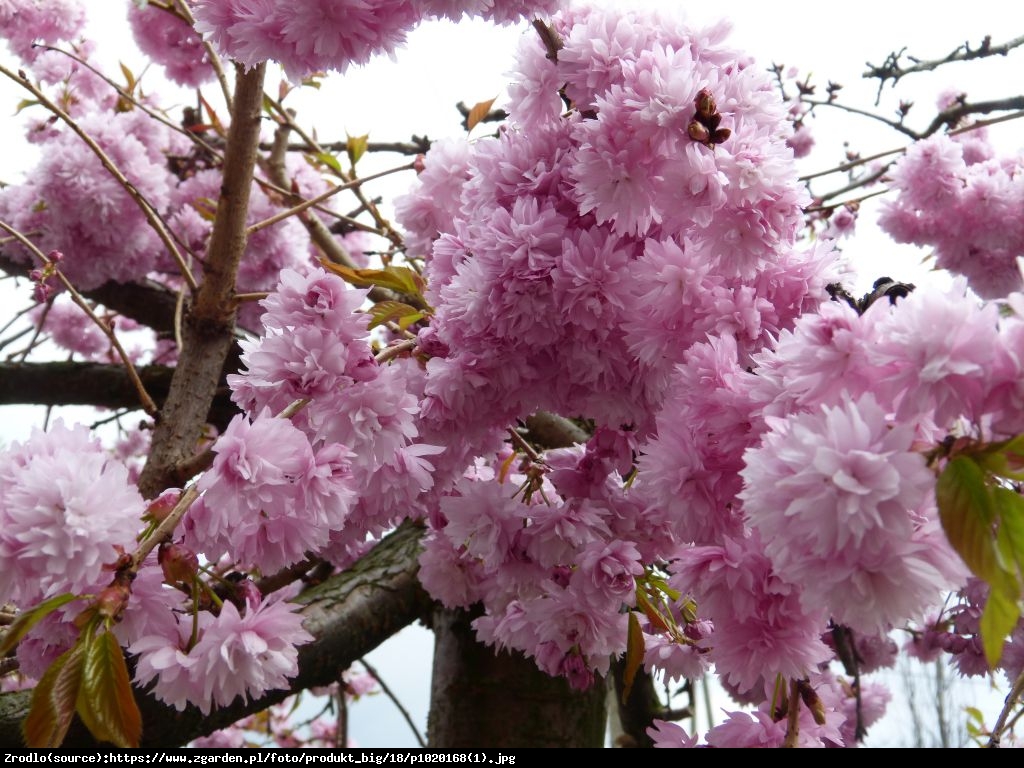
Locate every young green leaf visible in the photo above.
<box><xmin>621</xmin><ymin>611</ymin><xmax>645</xmax><ymax>706</ymax></box>
<box><xmin>320</xmin><ymin>261</ymin><xmax>427</xmax><ymax>299</ymax></box>
<box><xmin>994</xmin><ymin>485</ymin><xmax>1024</xmax><ymax>577</ymax></box>
<box><xmin>0</xmin><ymin>593</ymin><xmax>80</xmax><ymax>656</ymax></box>
<box><xmin>77</xmin><ymin>629</ymin><xmax>142</xmax><ymax>748</ymax></box>
<box><xmin>937</xmin><ymin>456</ymin><xmax>1000</xmax><ymax>583</ymax></box>
<box><xmin>366</xmin><ymin>301</ymin><xmax>424</xmax><ymax>331</ymax></box>
<box><xmin>23</xmin><ymin>642</ymin><xmax>86</xmax><ymax>748</ymax></box>
<box><xmin>346</xmin><ymin>134</ymin><xmax>369</xmax><ymax>167</ymax></box>
<box><xmin>314</xmin><ymin>151</ymin><xmax>342</xmax><ymax>175</ymax></box>
<box><xmin>980</xmin><ymin>587</ymin><xmax>1020</xmax><ymax>668</ymax></box>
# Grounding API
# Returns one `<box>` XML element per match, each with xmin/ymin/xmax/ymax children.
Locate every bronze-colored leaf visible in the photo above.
<box><xmin>621</xmin><ymin>611</ymin><xmax>645</xmax><ymax>705</ymax></box>
<box><xmin>466</xmin><ymin>98</ymin><xmax>497</xmax><ymax>132</ymax></box>
<box><xmin>23</xmin><ymin>642</ymin><xmax>85</xmax><ymax>748</ymax></box>
<box><xmin>77</xmin><ymin>630</ymin><xmax>142</xmax><ymax>748</ymax></box>
<box><xmin>0</xmin><ymin>593</ymin><xmax>80</xmax><ymax>656</ymax></box>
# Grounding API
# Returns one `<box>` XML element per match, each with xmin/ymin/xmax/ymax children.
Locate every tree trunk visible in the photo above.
<box><xmin>427</xmin><ymin>607</ymin><xmax>606</xmax><ymax>748</ymax></box>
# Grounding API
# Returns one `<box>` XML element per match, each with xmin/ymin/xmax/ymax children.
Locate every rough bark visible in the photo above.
<box><xmin>138</xmin><ymin>63</ymin><xmax>266</xmax><ymax>498</ymax></box>
<box><xmin>0</xmin><ymin>361</ymin><xmax>237</xmax><ymax>428</ymax></box>
<box><xmin>427</xmin><ymin>607</ymin><xmax>607</xmax><ymax>748</ymax></box>
<box><xmin>0</xmin><ymin>522</ymin><xmax>431</xmax><ymax>749</ymax></box>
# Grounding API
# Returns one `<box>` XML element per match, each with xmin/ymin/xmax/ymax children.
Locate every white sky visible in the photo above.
<box><xmin>0</xmin><ymin>0</ymin><xmax>1022</xmax><ymax>748</ymax></box>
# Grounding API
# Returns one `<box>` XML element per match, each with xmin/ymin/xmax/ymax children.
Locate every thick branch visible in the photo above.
<box><xmin>0</xmin><ymin>522</ymin><xmax>431</xmax><ymax>750</ymax></box>
<box><xmin>138</xmin><ymin>63</ymin><xmax>266</xmax><ymax>498</ymax></box>
<box><xmin>0</xmin><ymin>361</ymin><xmax>239</xmax><ymax>431</ymax></box>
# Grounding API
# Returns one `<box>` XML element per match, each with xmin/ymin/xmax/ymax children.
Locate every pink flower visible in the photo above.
<box><xmin>185</xmin><ymin>413</ymin><xmax>356</xmax><ymax>573</ymax></box>
<box><xmin>0</xmin><ymin>421</ymin><xmax>144</xmax><ymax>604</ymax></box>
<box><xmin>648</xmin><ymin>719</ymin><xmax>699</xmax><ymax>748</ymax></box>
<box><xmin>741</xmin><ymin>394</ymin><xmax>957</xmax><ymax>632</ymax></box>
<box><xmin>129</xmin><ymin>2</ymin><xmax>211</xmax><ymax>86</ymax></box>
<box><xmin>132</xmin><ymin>592</ymin><xmax>312</xmax><ymax>714</ymax></box>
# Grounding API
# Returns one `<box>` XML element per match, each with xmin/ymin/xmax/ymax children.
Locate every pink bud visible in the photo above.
<box><xmin>95</xmin><ymin>583</ymin><xmax>131</xmax><ymax>620</ymax></box>
<box><xmin>159</xmin><ymin>540</ymin><xmax>199</xmax><ymax>585</ymax></box>
<box><xmin>145</xmin><ymin>488</ymin><xmax>182</xmax><ymax>522</ymax></box>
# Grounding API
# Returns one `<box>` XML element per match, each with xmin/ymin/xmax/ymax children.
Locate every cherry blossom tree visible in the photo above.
<box><xmin>0</xmin><ymin>0</ymin><xmax>1023</xmax><ymax>749</ymax></box>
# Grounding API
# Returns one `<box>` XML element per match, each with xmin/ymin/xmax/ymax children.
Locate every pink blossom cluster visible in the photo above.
<box><xmin>0</xmin><ymin>0</ymin><xmax>85</xmax><ymax>61</ymax></box>
<box><xmin>131</xmin><ymin>589</ymin><xmax>312</xmax><ymax>715</ymax></box>
<box><xmin>226</xmin><ymin>267</ymin><xmax>443</xmax><ymax>567</ymax></box>
<box><xmin>878</xmin><ymin>130</ymin><xmax>1024</xmax><ymax>299</ymax></box>
<box><xmin>418</xmin><ymin>439</ymin><xmax>641</xmax><ymax>688</ymax></box>
<box><xmin>400</xmin><ymin>5</ymin><xmax>837</xmax><ymax>451</ymax></box>
<box><xmin>0</xmin><ymin>421</ymin><xmax>144</xmax><ymax>605</ymax></box>
<box><xmin>0</xmin><ymin>109</ymin><xmax>186</xmax><ymax>290</ymax></box>
<box><xmin>128</xmin><ymin>2</ymin><xmax>212</xmax><ymax>87</ymax></box>
<box><xmin>192</xmin><ymin>0</ymin><xmax>564</xmax><ymax>81</ymax></box>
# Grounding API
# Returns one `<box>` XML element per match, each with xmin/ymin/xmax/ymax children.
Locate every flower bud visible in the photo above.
<box><xmin>159</xmin><ymin>540</ymin><xmax>199</xmax><ymax>585</ymax></box>
<box><xmin>694</xmin><ymin>88</ymin><xmax>717</xmax><ymax>118</ymax></box>
<box><xmin>687</xmin><ymin>120</ymin><xmax>711</xmax><ymax>144</ymax></box>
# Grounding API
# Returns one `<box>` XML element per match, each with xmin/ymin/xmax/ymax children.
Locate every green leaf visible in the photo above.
<box><xmin>994</xmin><ymin>486</ymin><xmax>1024</xmax><ymax>582</ymax></box>
<box><xmin>77</xmin><ymin>629</ymin><xmax>142</xmax><ymax>748</ymax></box>
<box><xmin>937</xmin><ymin>456</ymin><xmax>1000</xmax><ymax>582</ymax></box>
<box><xmin>979</xmin><ymin>587</ymin><xmax>1020</xmax><ymax>668</ymax></box>
<box><xmin>0</xmin><ymin>593</ymin><xmax>80</xmax><ymax>657</ymax></box>
<box><xmin>976</xmin><ymin>435</ymin><xmax>1024</xmax><ymax>481</ymax></box>
<box><xmin>23</xmin><ymin>641</ymin><xmax>85</xmax><ymax>748</ymax></box>
<box><xmin>320</xmin><ymin>261</ymin><xmax>426</xmax><ymax>299</ymax></box>
<box><xmin>466</xmin><ymin>97</ymin><xmax>496</xmax><ymax>132</ymax></box>
<box><xmin>346</xmin><ymin>134</ymin><xmax>369</xmax><ymax>167</ymax></box>
<box><xmin>366</xmin><ymin>301</ymin><xmax>424</xmax><ymax>331</ymax></box>
<box><xmin>621</xmin><ymin>611</ymin><xmax>645</xmax><ymax>706</ymax></box>
<box><xmin>314</xmin><ymin>151</ymin><xmax>343</xmax><ymax>175</ymax></box>
<box><xmin>14</xmin><ymin>99</ymin><xmax>40</xmax><ymax>114</ymax></box>
<box><xmin>635</xmin><ymin>587</ymin><xmax>669</xmax><ymax>634</ymax></box>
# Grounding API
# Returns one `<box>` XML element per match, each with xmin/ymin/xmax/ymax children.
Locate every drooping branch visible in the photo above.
<box><xmin>0</xmin><ymin>522</ymin><xmax>432</xmax><ymax>750</ymax></box>
<box><xmin>138</xmin><ymin>63</ymin><xmax>266</xmax><ymax>498</ymax></box>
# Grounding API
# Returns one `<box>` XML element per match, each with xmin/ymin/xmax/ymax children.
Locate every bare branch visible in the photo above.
<box><xmin>866</xmin><ymin>34</ymin><xmax>1024</xmax><ymax>100</ymax></box>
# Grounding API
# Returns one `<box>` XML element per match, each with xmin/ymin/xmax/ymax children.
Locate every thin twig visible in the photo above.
<box><xmin>799</xmin><ymin>108</ymin><xmax>1024</xmax><ymax>183</ymax></box>
<box><xmin>246</xmin><ymin>162</ymin><xmax>415</xmax><ymax>236</ymax></box>
<box><xmin>866</xmin><ymin>34</ymin><xmax>1024</xmax><ymax>96</ymax></box>
<box><xmin>987</xmin><ymin>667</ymin><xmax>1024</xmax><ymax>747</ymax></box>
<box><xmin>374</xmin><ymin>339</ymin><xmax>417</xmax><ymax>364</ymax></box>
<box><xmin>802</xmin><ymin>97</ymin><xmax>920</xmax><ymax>139</ymax></box>
<box><xmin>0</xmin><ymin>64</ymin><xmax>199</xmax><ymax>292</ymax></box>
<box><xmin>0</xmin><ymin>221</ymin><xmax>159</xmax><ymax>417</ymax></box>
<box><xmin>358</xmin><ymin>657</ymin><xmax>427</xmax><ymax>748</ymax></box>
<box><xmin>263</xmin><ymin>97</ymin><xmax>405</xmax><ymax>249</ymax></box>
<box><xmin>131</xmin><ymin>483</ymin><xmax>201</xmax><ymax>570</ymax></box>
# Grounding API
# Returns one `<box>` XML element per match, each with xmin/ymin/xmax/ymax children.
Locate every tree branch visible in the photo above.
<box><xmin>138</xmin><ymin>63</ymin><xmax>266</xmax><ymax>498</ymax></box>
<box><xmin>0</xmin><ymin>522</ymin><xmax>432</xmax><ymax>749</ymax></box>
<box><xmin>865</xmin><ymin>34</ymin><xmax>1024</xmax><ymax>99</ymax></box>
<box><xmin>0</xmin><ymin>361</ymin><xmax>239</xmax><ymax>430</ymax></box>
